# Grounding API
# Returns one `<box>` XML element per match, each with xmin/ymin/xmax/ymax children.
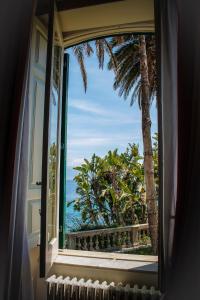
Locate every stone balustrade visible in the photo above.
<box><xmin>65</xmin><ymin>223</ymin><xmax>149</xmax><ymax>251</ymax></box>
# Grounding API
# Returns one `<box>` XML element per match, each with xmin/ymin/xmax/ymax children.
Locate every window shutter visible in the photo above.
<box><xmin>40</xmin><ymin>0</ymin><xmax>64</xmax><ymax>277</ymax></box>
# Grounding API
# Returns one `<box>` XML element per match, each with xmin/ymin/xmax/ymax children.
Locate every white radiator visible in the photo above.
<box><xmin>47</xmin><ymin>275</ymin><xmax>161</xmax><ymax>300</ymax></box>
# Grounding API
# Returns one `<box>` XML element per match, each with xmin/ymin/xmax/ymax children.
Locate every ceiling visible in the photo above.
<box><xmin>57</xmin><ymin>0</ymin><xmax>124</xmax><ymax>11</ymax></box>
<box><xmin>58</xmin><ymin>0</ymin><xmax>154</xmax><ymax>46</ymax></box>
<box><xmin>36</xmin><ymin>0</ymin><xmax>124</xmax><ymax>14</ymax></box>
<box><xmin>36</xmin><ymin>0</ymin><xmax>154</xmax><ymax>47</ymax></box>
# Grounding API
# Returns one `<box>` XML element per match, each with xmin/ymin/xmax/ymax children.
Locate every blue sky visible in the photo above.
<box><xmin>66</xmin><ymin>47</ymin><xmax>157</xmax><ymax>180</ymax></box>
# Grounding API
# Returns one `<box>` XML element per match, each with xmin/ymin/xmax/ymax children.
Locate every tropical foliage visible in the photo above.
<box><xmin>48</xmin><ymin>143</ymin><xmax>57</xmax><ymax>239</ymax></box>
<box><xmin>49</xmin><ymin>142</ymin><xmax>57</xmax><ymax>193</ymax></box>
<box><xmin>68</xmin><ymin>142</ymin><xmax>158</xmax><ymax>229</ymax></box>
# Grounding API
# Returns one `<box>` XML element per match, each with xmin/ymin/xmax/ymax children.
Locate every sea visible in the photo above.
<box><xmin>65</xmin><ymin>180</ymin><xmax>81</xmax><ymax>231</ymax></box>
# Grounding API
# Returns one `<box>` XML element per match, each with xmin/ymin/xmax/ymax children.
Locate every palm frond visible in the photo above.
<box><xmin>103</xmin><ymin>39</ymin><xmax>118</xmax><ymax>73</ymax></box>
<box><xmin>82</xmin><ymin>42</ymin><xmax>94</xmax><ymax>56</ymax></box>
<box><xmin>110</xmin><ymin>34</ymin><xmax>134</xmax><ymax>48</ymax></box>
<box><xmin>108</xmin><ymin>34</ymin><xmax>156</xmax><ymax>106</ymax></box>
<box><xmin>73</xmin><ymin>45</ymin><xmax>88</xmax><ymax>92</ymax></box>
<box><xmin>95</xmin><ymin>39</ymin><xmax>105</xmax><ymax>69</ymax></box>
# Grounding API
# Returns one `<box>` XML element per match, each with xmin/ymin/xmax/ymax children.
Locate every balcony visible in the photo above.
<box><xmin>66</xmin><ymin>223</ymin><xmax>149</xmax><ymax>252</ymax></box>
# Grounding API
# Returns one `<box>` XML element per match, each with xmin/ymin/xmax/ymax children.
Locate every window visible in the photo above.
<box><xmin>35</xmin><ymin>0</ymin><xmax>158</xmax><ymax>279</ymax></box>
<box><xmin>59</xmin><ymin>36</ymin><xmax>158</xmax><ymax>258</ymax></box>
<box><xmin>39</xmin><ymin>5</ymin><xmax>64</xmax><ymax>277</ymax></box>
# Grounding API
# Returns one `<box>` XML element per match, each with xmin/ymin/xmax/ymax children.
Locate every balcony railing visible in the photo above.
<box><xmin>65</xmin><ymin>223</ymin><xmax>149</xmax><ymax>251</ymax></box>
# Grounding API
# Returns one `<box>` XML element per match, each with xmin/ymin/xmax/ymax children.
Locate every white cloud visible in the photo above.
<box><xmin>68</xmin><ymin>137</ymin><xmax>110</xmax><ymax>147</ymax></box>
<box><xmin>69</xmin><ymin>99</ymin><xmax>106</xmax><ymax>116</ymax></box>
<box><xmin>67</xmin><ymin>158</ymin><xmax>85</xmax><ymax>167</ymax></box>
<box><xmin>67</xmin><ymin>134</ymin><xmax>141</xmax><ymax>148</ymax></box>
<box><xmin>68</xmin><ymin>114</ymin><xmax>136</xmax><ymax>126</ymax></box>
<box><xmin>68</xmin><ymin>99</ymin><xmax>141</xmax><ymax>125</ymax></box>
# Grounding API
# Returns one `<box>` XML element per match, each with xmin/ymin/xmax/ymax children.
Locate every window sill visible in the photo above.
<box><xmin>56</xmin><ymin>249</ymin><xmax>158</xmax><ymax>273</ymax></box>
<box><xmin>50</xmin><ymin>250</ymin><xmax>158</xmax><ymax>288</ymax></box>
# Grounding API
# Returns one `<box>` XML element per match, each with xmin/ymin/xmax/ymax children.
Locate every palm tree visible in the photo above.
<box><xmin>72</xmin><ymin>39</ymin><xmax>117</xmax><ymax>91</ymax></box>
<box><xmin>108</xmin><ymin>34</ymin><xmax>157</xmax><ymax>254</ymax></box>
<box><xmin>72</xmin><ymin>34</ymin><xmax>158</xmax><ymax>254</ymax></box>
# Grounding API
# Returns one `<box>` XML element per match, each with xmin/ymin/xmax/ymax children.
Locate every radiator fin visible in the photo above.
<box><xmin>47</xmin><ymin>275</ymin><xmax>161</xmax><ymax>300</ymax></box>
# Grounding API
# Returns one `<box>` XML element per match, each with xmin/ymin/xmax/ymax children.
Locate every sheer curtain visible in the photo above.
<box><xmin>156</xmin><ymin>0</ymin><xmax>200</xmax><ymax>299</ymax></box>
<box><xmin>0</xmin><ymin>0</ymin><xmax>35</xmax><ymax>299</ymax></box>
<box><xmin>155</xmin><ymin>0</ymin><xmax>178</xmax><ymax>294</ymax></box>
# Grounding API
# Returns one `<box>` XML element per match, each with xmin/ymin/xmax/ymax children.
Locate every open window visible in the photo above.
<box><xmin>58</xmin><ymin>35</ymin><xmax>158</xmax><ymax>258</ymax></box>
<box><xmin>39</xmin><ymin>1</ymin><xmax>64</xmax><ymax>277</ymax></box>
<box><xmin>36</xmin><ymin>0</ymin><xmax>158</xmax><ymax>280</ymax></box>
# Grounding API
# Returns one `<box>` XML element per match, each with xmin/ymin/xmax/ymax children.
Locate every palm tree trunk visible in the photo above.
<box><xmin>139</xmin><ymin>35</ymin><xmax>158</xmax><ymax>254</ymax></box>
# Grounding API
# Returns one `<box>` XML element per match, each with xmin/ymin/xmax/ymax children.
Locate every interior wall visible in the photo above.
<box><xmin>58</xmin><ymin>0</ymin><xmax>154</xmax><ymax>47</ymax></box>
<box><xmin>59</xmin><ymin>0</ymin><xmax>154</xmax><ymax>32</ymax></box>
<box><xmin>29</xmin><ymin>247</ymin><xmax>40</xmax><ymax>295</ymax></box>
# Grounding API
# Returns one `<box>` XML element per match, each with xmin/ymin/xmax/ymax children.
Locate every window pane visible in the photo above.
<box><xmin>47</xmin><ymin>44</ymin><xmax>62</xmax><ymax>242</ymax></box>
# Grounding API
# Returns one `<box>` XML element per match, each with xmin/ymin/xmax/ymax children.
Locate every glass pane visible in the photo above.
<box><xmin>47</xmin><ymin>37</ymin><xmax>62</xmax><ymax>242</ymax></box>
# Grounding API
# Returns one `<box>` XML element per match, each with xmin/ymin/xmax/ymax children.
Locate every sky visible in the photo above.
<box><xmin>66</xmin><ymin>46</ymin><xmax>157</xmax><ymax>180</ymax></box>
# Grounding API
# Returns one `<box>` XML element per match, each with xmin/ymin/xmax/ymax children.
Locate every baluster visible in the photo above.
<box><xmin>83</xmin><ymin>237</ymin><xmax>88</xmax><ymax>250</ymax></box>
<box><xmin>68</xmin><ymin>236</ymin><xmax>72</xmax><ymax>249</ymax></box>
<box><xmin>124</xmin><ymin>232</ymin><xmax>127</xmax><ymax>247</ymax></box>
<box><xmin>127</xmin><ymin>231</ymin><xmax>132</xmax><ymax>247</ymax></box>
<box><xmin>132</xmin><ymin>228</ymin><xmax>139</xmax><ymax>246</ymax></box>
<box><xmin>129</xmin><ymin>231</ymin><xmax>133</xmax><ymax>247</ymax></box>
<box><xmin>103</xmin><ymin>234</ymin><xmax>107</xmax><ymax>249</ymax></box>
<box><xmin>93</xmin><ymin>236</ymin><xmax>96</xmax><ymax>250</ymax></box>
<box><xmin>89</xmin><ymin>236</ymin><xmax>94</xmax><ymax>251</ymax></box>
<box><xmin>120</xmin><ymin>232</ymin><xmax>124</xmax><ymax>248</ymax></box>
<box><xmin>95</xmin><ymin>235</ymin><xmax>99</xmax><ymax>250</ymax></box>
<box><xmin>110</xmin><ymin>233</ymin><xmax>114</xmax><ymax>248</ymax></box>
<box><xmin>72</xmin><ymin>237</ymin><xmax>76</xmax><ymax>249</ymax></box>
<box><xmin>118</xmin><ymin>232</ymin><xmax>121</xmax><ymax>247</ymax></box>
<box><xmin>123</xmin><ymin>232</ymin><xmax>128</xmax><ymax>248</ymax></box>
<box><xmin>117</xmin><ymin>232</ymin><xmax>121</xmax><ymax>247</ymax></box>
<box><xmin>138</xmin><ymin>230</ymin><xmax>141</xmax><ymax>242</ymax></box>
<box><xmin>98</xmin><ymin>234</ymin><xmax>102</xmax><ymax>249</ymax></box>
<box><xmin>134</xmin><ymin>229</ymin><xmax>140</xmax><ymax>245</ymax></box>
<box><xmin>107</xmin><ymin>234</ymin><xmax>111</xmax><ymax>249</ymax></box>
<box><xmin>113</xmin><ymin>232</ymin><xmax>118</xmax><ymax>248</ymax></box>
<box><xmin>124</xmin><ymin>231</ymin><xmax>128</xmax><ymax>247</ymax></box>
<box><xmin>121</xmin><ymin>232</ymin><xmax>126</xmax><ymax>248</ymax></box>
<box><xmin>117</xmin><ymin>232</ymin><xmax>122</xmax><ymax>248</ymax></box>
<box><xmin>77</xmin><ymin>237</ymin><xmax>81</xmax><ymax>250</ymax></box>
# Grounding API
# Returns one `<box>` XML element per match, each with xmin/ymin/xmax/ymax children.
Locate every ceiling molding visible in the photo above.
<box><xmin>63</xmin><ymin>20</ymin><xmax>154</xmax><ymax>48</ymax></box>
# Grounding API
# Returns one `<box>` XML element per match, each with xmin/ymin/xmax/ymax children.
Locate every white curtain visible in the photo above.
<box><xmin>156</xmin><ymin>0</ymin><xmax>200</xmax><ymax>299</ymax></box>
<box><xmin>0</xmin><ymin>0</ymin><xmax>35</xmax><ymax>299</ymax></box>
<box><xmin>155</xmin><ymin>0</ymin><xmax>178</xmax><ymax>293</ymax></box>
